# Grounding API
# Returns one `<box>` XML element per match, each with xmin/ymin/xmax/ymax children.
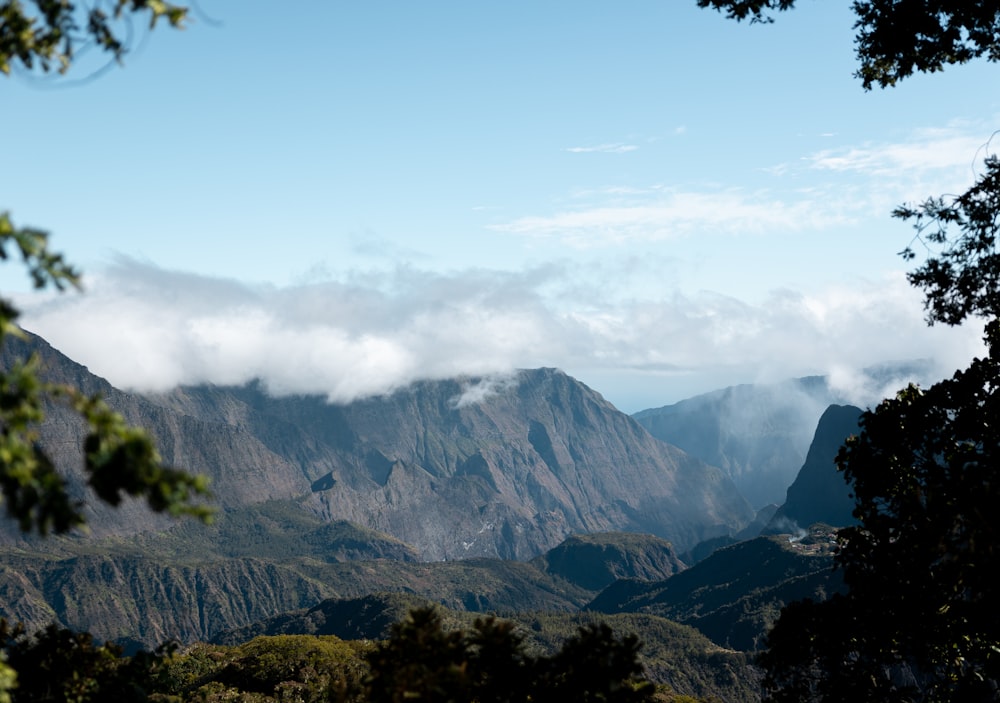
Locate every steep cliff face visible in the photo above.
<box><xmin>0</xmin><ymin>553</ymin><xmax>330</xmax><ymax>648</ymax></box>
<box><xmin>151</xmin><ymin>369</ymin><xmax>755</xmax><ymax>559</ymax></box>
<box><xmin>2</xmin><ymin>333</ymin><xmax>753</xmax><ymax>559</ymax></box>
<box><xmin>0</xmin><ymin>334</ymin><xmax>316</xmax><ymax>544</ymax></box>
<box><xmin>0</xmin><ymin>549</ymin><xmax>599</xmax><ymax>649</ymax></box>
<box><xmin>633</xmin><ymin>377</ymin><xmax>838</xmax><ymax>509</ymax></box>
<box><xmin>768</xmin><ymin>404</ymin><xmax>863</xmax><ymax>530</ymax></box>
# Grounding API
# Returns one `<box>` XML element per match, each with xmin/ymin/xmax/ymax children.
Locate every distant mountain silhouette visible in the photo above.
<box><xmin>633</xmin><ymin>363</ymin><xmax>931</xmax><ymax>509</ymax></box>
<box><xmin>633</xmin><ymin>377</ymin><xmax>838</xmax><ymax>508</ymax></box>
<box><xmin>766</xmin><ymin>404</ymin><xmax>863</xmax><ymax>531</ymax></box>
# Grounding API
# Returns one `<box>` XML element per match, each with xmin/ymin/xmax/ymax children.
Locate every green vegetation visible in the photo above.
<box><xmin>589</xmin><ymin>531</ymin><xmax>840</xmax><ymax>652</ymax></box>
<box><xmin>0</xmin><ymin>620</ymin><xmax>172</xmax><ymax>702</ymax></box>
<box><xmin>218</xmin><ymin>595</ymin><xmax>754</xmax><ymax>702</ymax></box>
<box><xmin>704</xmin><ymin>4</ymin><xmax>1000</xmax><ymax>701</ymax></box>
<box><xmin>0</xmin><ymin>585</ymin><xmax>750</xmax><ymax>701</ymax></box>
<box><xmin>0</xmin><ymin>0</ymin><xmax>186</xmax><ymax>75</ymax></box>
<box><xmin>697</xmin><ymin>1</ymin><xmax>1000</xmax><ymax>89</ymax></box>
<box><xmin>0</xmin><ymin>607</ymin><xmax>733</xmax><ymax>702</ymax></box>
<box><xmin>759</xmin><ymin>158</ymin><xmax>1000</xmax><ymax>703</ymax></box>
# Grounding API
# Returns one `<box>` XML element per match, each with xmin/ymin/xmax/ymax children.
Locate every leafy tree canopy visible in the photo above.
<box><xmin>0</xmin><ymin>0</ymin><xmax>186</xmax><ymax>75</ymax></box>
<box><xmin>1</xmin><ymin>1</ymin><xmax>209</xmax><ymax>536</ymax></box>
<box><xmin>0</xmin><ymin>620</ymin><xmax>173</xmax><ymax>703</ymax></box>
<box><xmin>1</xmin><ymin>213</ymin><xmax>212</xmax><ymax>535</ymax></box>
<box><xmin>761</xmin><ymin>155</ymin><xmax>1000</xmax><ymax>702</ymax></box>
<box><xmin>697</xmin><ymin>0</ymin><xmax>1000</xmax><ymax>88</ymax></box>
<box><xmin>899</xmin><ymin>154</ymin><xmax>1000</xmax><ymax>328</ymax></box>
<box><xmin>363</xmin><ymin>607</ymin><xmax>655</xmax><ymax>703</ymax></box>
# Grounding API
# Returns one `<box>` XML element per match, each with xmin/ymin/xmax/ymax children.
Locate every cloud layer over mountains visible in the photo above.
<box><xmin>18</xmin><ymin>257</ymin><xmax>983</xmax><ymax>412</ymax></box>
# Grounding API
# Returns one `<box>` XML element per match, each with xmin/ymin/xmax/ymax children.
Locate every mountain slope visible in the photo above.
<box><xmin>0</xmin><ymin>332</ymin><xmax>313</xmax><ymax>543</ymax></box>
<box><xmin>0</xmin><ymin>545</ymin><xmax>598</xmax><ymax>649</ymax></box>
<box><xmin>767</xmin><ymin>404</ymin><xmax>862</xmax><ymax>531</ymax></box>
<box><xmin>0</xmin><ymin>528</ymin><xmax>685</xmax><ymax>650</ymax></box>
<box><xmin>2</xmin><ymin>332</ymin><xmax>754</xmax><ymax>559</ymax></box>
<box><xmin>587</xmin><ymin>530</ymin><xmax>842</xmax><ymax>651</ymax></box>
<box><xmin>146</xmin><ymin>368</ymin><xmax>755</xmax><ymax>559</ymax></box>
<box><xmin>633</xmin><ymin>377</ymin><xmax>838</xmax><ymax>509</ymax></box>
<box><xmin>530</xmin><ymin>531</ymin><xmax>686</xmax><ymax>591</ymax></box>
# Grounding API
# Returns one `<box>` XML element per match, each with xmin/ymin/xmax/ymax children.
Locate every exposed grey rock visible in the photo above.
<box><xmin>2</xmin><ymin>332</ymin><xmax>754</xmax><ymax>560</ymax></box>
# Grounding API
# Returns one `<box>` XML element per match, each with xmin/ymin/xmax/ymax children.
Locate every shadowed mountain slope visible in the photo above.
<box><xmin>530</xmin><ymin>531</ymin><xmax>686</xmax><ymax>591</ymax></box>
<box><xmin>0</xmin><ymin>528</ymin><xmax>689</xmax><ymax>650</ymax></box>
<box><xmin>0</xmin><ymin>543</ymin><xmax>596</xmax><ymax>649</ymax></box>
<box><xmin>633</xmin><ymin>377</ymin><xmax>838</xmax><ymax>509</ymax></box>
<box><xmin>587</xmin><ymin>530</ymin><xmax>842</xmax><ymax>651</ymax></box>
<box><xmin>634</xmin><ymin>364</ymin><xmax>931</xmax><ymax>510</ymax></box>
<box><xmin>767</xmin><ymin>404</ymin><xmax>863</xmax><ymax>531</ymax></box>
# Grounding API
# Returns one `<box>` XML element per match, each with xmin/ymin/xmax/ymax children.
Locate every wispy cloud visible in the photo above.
<box><xmin>807</xmin><ymin>132</ymin><xmax>986</xmax><ymax>176</ymax></box>
<box><xmin>18</xmin><ymin>259</ymin><xmax>983</xmax><ymax>411</ymax></box>
<box><xmin>491</xmin><ymin>188</ymin><xmax>854</xmax><ymax>245</ymax></box>
<box><xmin>510</xmin><ymin>120</ymin><xmax>1000</xmax><ymax>249</ymax></box>
<box><xmin>565</xmin><ymin>143</ymin><xmax>638</xmax><ymax>154</ymax></box>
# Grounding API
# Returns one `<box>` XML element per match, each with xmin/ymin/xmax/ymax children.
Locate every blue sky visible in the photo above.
<box><xmin>3</xmin><ymin>1</ymin><xmax>998</xmax><ymax>411</ymax></box>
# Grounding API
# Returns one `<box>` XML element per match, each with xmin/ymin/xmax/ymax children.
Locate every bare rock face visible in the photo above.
<box><xmin>154</xmin><ymin>369</ymin><xmax>755</xmax><ymax>559</ymax></box>
<box><xmin>0</xmin><ymin>553</ymin><xmax>329</xmax><ymax>648</ymax></box>
<box><xmin>2</xmin><ymin>333</ymin><xmax>754</xmax><ymax>559</ymax></box>
<box><xmin>0</xmin><ymin>332</ymin><xmax>313</xmax><ymax>536</ymax></box>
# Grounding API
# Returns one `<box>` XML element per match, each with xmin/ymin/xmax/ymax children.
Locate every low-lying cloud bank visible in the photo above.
<box><xmin>17</xmin><ymin>258</ymin><xmax>984</xmax><ymax>412</ymax></box>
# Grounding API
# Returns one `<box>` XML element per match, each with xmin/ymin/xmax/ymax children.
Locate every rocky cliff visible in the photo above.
<box><xmin>633</xmin><ymin>377</ymin><xmax>839</xmax><ymax>509</ymax></box>
<box><xmin>154</xmin><ymin>369</ymin><xmax>755</xmax><ymax>559</ymax></box>
<box><xmin>2</xmin><ymin>332</ymin><xmax>754</xmax><ymax>559</ymax></box>
<box><xmin>767</xmin><ymin>404</ymin><xmax>863</xmax><ymax>531</ymax></box>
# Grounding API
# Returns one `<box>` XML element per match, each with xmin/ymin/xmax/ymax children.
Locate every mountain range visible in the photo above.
<box><xmin>2</xmin><ymin>331</ymin><xmax>754</xmax><ymax>559</ymax></box>
<box><xmin>0</xmin><ymin>328</ymin><xmax>877</xmax><ymax>699</ymax></box>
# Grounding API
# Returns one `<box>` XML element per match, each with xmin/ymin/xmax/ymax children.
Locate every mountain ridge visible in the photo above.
<box><xmin>2</xmin><ymin>330</ymin><xmax>754</xmax><ymax>560</ymax></box>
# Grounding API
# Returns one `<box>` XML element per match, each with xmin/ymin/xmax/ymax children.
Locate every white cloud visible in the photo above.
<box><xmin>449</xmin><ymin>374</ymin><xmax>520</xmax><ymax>408</ymax></box>
<box><xmin>491</xmin><ymin>188</ymin><xmax>854</xmax><ymax>245</ymax></box>
<box><xmin>796</xmin><ymin>121</ymin><xmax>1000</xmax><ymax>211</ymax></box>
<box><xmin>565</xmin><ymin>143</ymin><xmax>638</xmax><ymax>153</ymax></box>
<box><xmin>807</xmin><ymin>132</ymin><xmax>986</xmax><ymax>176</ymax></box>
<box><xmin>16</xmin><ymin>259</ymin><xmax>985</xmax><ymax>412</ymax></box>
<box><xmin>509</xmin><ymin>120</ymin><xmax>999</xmax><ymax>250</ymax></box>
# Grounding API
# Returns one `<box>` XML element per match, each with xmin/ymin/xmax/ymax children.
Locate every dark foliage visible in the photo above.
<box><xmin>0</xmin><ymin>0</ymin><xmax>186</xmax><ymax>75</ymax></box>
<box><xmin>761</xmin><ymin>157</ymin><xmax>1000</xmax><ymax>701</ymax></box>
<box><xmin>0</xmin><ymin>619</ymin><xmax>169</xmax><ymax>703</ymax></box>
<box><xmin>697</xmin><ymin>0</ymin><xmax>1000</xmax><ymax>88</ymax></box>
<box><xmin>363</xmin><ymin>607</ymin><xmax>655</xmax><ymax>703</ymax></box>
<box><xmin>899</xmin><ymin>155</ymin><xmax>1000</xmax><ymax>327</ymax></box>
